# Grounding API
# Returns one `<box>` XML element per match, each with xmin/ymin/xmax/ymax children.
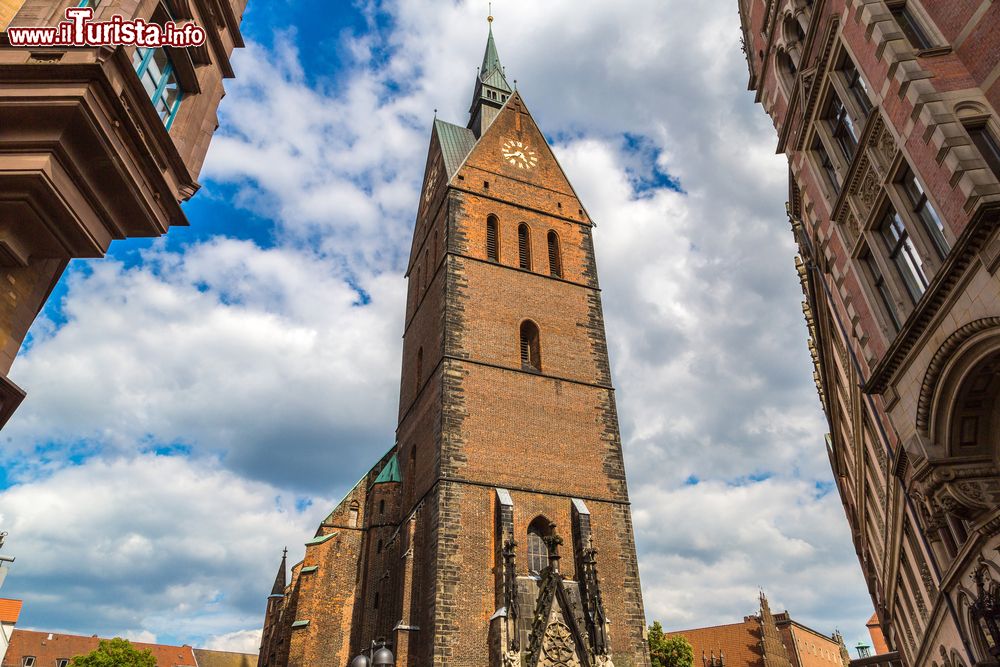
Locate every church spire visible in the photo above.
<box><xmin>269</xmin><ymin>547</ymin><xmax>287</xmax><ymax>598</ymax></box>
<box><xmin>468</xmin><ymin>12</ymin><xmax>512</xmax><ymax>137</ymax></box>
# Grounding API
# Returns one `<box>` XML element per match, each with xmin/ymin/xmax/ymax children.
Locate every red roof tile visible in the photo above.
<box><xmin>1</xmin><ymin>630</ymin><xmax>197</xmax><ymax>667</ymax></box>
<box><xmin>0</xmin><ymin>599</ymin><xmax>21</xmax><ymax>624</ymax></box>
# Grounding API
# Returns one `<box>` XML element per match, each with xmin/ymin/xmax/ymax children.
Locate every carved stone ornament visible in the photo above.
<box><xmin>858</xmin><ymin>166</ymin><xmax>881</xmax><ymax>212</ymax></box>
<box><xmin>846</xmin><ymin>212</ymin><xmax>860</xmax><ymax>240</ymax></box>
<box><xmin>593</xmin><ymin>655</ymin><xmax>615</xmax><ymax>667</ymax></box>
<box><xmin>540</xmin><ymin>622</ymin><xmax>580</xmax><ymax>667</ymax></box>
<box><xmin>504</xmin><ymin>650</ymin><xmax>523</xmax><ymax>667</ymax></box>
<box><xmin>877</xmin><ymin>125</ymin><xmax>896</xmax><ymax>164</ymax></box>
<box><xmin>923</xmin><ymin>464</ymin><xmax>1000</xmax><ymax>521</ymax></box>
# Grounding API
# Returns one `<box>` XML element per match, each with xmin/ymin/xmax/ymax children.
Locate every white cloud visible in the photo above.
<box><xmin>204</xmin><ymin>629</ymin><xmax>263</xmax><ymax>654</ymax></box>
<box><xmin>0</xmin><ymin>455</ymin><xmax>329</xmax><ymax>646</ymax></box>
<box><xmin>0</xmin><ymin>0</ymin><xmax>876</xmax><ymax>651</ymax></box>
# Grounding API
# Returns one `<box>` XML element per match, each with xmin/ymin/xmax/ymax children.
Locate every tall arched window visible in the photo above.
<box><xmin>415</xmin><ymin>346</ymin><xmax>423</xmax><ymax>394</ymax></box>
<box><xmin>487</xmin><ymin>215</ymin><xmax>500</xmax><ymax>262</ymax></box>
<box><xmin>527</xmin><ymin>517</ymin><xmax>551</xmax><ymax>573</ymax></box>
<box><xmin>348</xmin><ymin>500</ymin><xmax>359</xmax><ymax>527</ymax></box>
<box><xmin>423</xmin><ymin>249</ymin><xmax>430</xmax><ymax>289</ymax></box>
<box><xmin>547</xmin><ymin>231</ymin><xmax>562</xmax><ymax>278</ymax></box>
<box><xmin>520</xmin><ymin>320</ymin><xmax>541</xmax><ymax>372</ymax></box>
<box><xmin>518</xmin><ymin>223</ymin><xmax>531</xmax><ymax>270</ymax></box>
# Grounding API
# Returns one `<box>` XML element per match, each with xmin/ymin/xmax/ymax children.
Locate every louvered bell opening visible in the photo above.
<box><xmin>520</xmin><ymin>320</ymin><xmax>540</xmax><ymax>372</ymax></box>
<box><xmin>518</xmin><ymin>224</ymin><xmax>531</xmax><ymax>270</ymax></box>
<box><xmin>487</xmin><ymin>217</ymin><xmax>499</xmax><ymax>261</ymax></box>
<box><xmin>547</xmin><ymin>232</ymin><xmax>561</xmax><ymax>278</ymax></box>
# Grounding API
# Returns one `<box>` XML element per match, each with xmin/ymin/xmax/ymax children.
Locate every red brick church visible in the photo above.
<box><xmin>257</xmin><ymin>17</ymin><xmax>651</xmax><ymax>667</ymax></box>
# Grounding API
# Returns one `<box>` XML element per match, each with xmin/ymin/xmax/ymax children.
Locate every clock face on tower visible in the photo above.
<box><xmin>501</xmin><ymin>139</ymin><xmax>539</xmax><ymax>170</ymax></box>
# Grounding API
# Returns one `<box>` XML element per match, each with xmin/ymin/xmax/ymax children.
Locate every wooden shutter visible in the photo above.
<box><xmin>547</xmin><ymin>231</ymin><xmax>561</xmax><ymax>277</ymax></box>
<box><xmin>518</xmin><ymin>224</ymin><xmax>531</xmax><ymax>270</ymax></box>
<box><xmin>487</xmin><ymin>218</ymin><xmax>499</xmax><ymax>261</ymax></box>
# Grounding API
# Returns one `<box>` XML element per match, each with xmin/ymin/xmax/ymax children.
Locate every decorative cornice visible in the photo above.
<box><xmin>794</xmin><ymin>15</ymin><xmax>841</xmax><ymax>153</ymax></box>
<box><xmin>864</xmin><ymin>205</ymin><xmax>1000</xmax><ymax>394</ymax></box>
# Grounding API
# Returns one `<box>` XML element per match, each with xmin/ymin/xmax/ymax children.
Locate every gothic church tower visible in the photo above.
<box><xmin>259</xmin><ymin>19</ymin><xmax>651</xmax><ymax>667</ymax></box>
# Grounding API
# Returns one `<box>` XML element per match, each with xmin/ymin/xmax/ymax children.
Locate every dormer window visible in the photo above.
<box><xmin>132</xmin><ymin>47</ymin><xmax>183</xmax><ymax>129</ymax></box>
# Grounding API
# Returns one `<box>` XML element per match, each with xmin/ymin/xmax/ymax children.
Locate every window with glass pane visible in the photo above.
<box><xmin>77</xmin><ymin>0</ymin><xmax>101</xmax><ymax>6</ymax></box>
<box><xmin>813</xmin><ymin>137</ymin><xmax>840</xmax><ymax>194</ymax></box>
<box><xmin>967</xmin><ymin>123</ymin><xmax>1000</xmax><ymax>180</ymax></box>
<box><xmin>899</xmin><ymin>167</ymin><xmax>949</xmax><ymax>258</ymax></box>
<box><xmin>880</xmin><ymin>208</ymin><xmax>929</xmax><ymax>302</ymax></box>
<box><xmin>863</xmin><ymin>249</ymin><xmax>901</xmax><ymax>331</ymax></box>
<box><xmin>889</xmin><ymin>3</ymin><xmax>932</xmax><ymax>50</ymax></box>
<box><xmin>826</xmin><ymin>93</ymin><xmax>858</xmax><ymax>161</ymax></box>
<box><xmin>527</xmin><ymin>529</ymin><xmax>549</xmax><ymax>573</ymax></box>
<box><xmin>132</xmin><ymin>47</ymin><xmax>183</xmax><ymax>129</ymax></box>
<box><xmin>841</xmin><ymin>58</ymin><xmax>872</xmax><ymax>118</ymax></box>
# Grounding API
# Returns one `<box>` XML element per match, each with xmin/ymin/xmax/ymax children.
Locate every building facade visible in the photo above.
<box><xmin>667</xmin><ymin>594</ymin><xmax>849</xmax><ymax>667</ymax></box>
<box><xmin>0</xmin><ymin>0</ymin><xmax>246</xmax><ymax>428</ymax></box>
<box><xmin>258</xmin><ymin>20</ymin><xmax>651</xmax><ymax>667</ymax></box>
<box><xmin>738</xmin><ymin>1</ymin><xmax>1000</xmax><ymax>666</ymax></box>
<box><xmin>1</xmin><ymin>629</ymin><xmax>256</xmax><ymax>667</ymax></box>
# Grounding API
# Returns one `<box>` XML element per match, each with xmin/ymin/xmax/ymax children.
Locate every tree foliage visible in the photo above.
<box><xmin>648</xmin><ymin>621</ymin><xmax>694</xmax><ymax>667</ymax></box>
<box><xmin>69</xmin><ymin>638</ymin><xmax>157</xmax><ymax>667</ymax></box>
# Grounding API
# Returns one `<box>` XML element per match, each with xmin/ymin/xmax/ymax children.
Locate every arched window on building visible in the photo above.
<box><xmin>527</xmin><ymin>517</ymin><xmax>551</xmax><ymax>574</ymax></box>
<box><xmin>776</xmin><ymin>48</ymin><xmax>797</xmax><ymax>91</ymax></box>
<box><xmin>487</xmin><ymin>215</ymin><xmax>500</xmax><ymax>261</ymax></box>
<box><xmin>348</xmin><ymin>500</ymin><xmax>359</xmax><ymax>528</ymax></box>
<box><xmin>379</xmin><ymin>499</ymin><xmax>385</xmax><ymax>515</ymax></box>
<box><xmin>415</xmin><ymin>346</ymin><xmax>423</xmax><ymax>395</ymax></box>
<box><xmin>518</xmin><ymin>223</ymin><xmax>532</xmax><ymax>270</ymax></box>
<box><xmin>520</xmin><ymin>320</ymin><xmax>541</xmax><ymax>372</ymax></box>
<box><xmin>947</xmin><ymin>349</ymin><xmax>999</xmax><ymax>458</ymax></box>
<box><xmin>547</xmin><ymin>231</ymin><xmax>562</xmax><ymax>278</ymax></box>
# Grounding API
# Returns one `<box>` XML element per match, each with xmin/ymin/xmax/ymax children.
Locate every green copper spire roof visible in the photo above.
<box><xmin>478</xmin><ymin>20</ymin><xmax>511</xmax><ymax>94</ymax></box>
<box><xmin>372</xmin><ymin>453</ymin><xmax>401</xmax><ymax>484</ymax></box>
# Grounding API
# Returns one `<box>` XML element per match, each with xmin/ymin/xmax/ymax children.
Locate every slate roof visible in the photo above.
<box><xmin>434</xmin><ymin>119</ymin><xmax>478</xmax><ymax>179</ymax></box>
<box><xmin>269</xmin><ymin>548</ymin><xmax>287</xmax><ymax>596</ymax></box>
<box><xmin>0</xmin><ymin>598</ymin><xmax>21</xmax><ymax>624</ymax></box>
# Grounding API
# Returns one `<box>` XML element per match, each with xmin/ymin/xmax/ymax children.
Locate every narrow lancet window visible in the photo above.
<box><xmin>527</xmin><ymin>517</ymin><xmax>551</xmax><ymax>573</ymax></box>
<box><xmin>518</xmin><ymin>223</ymin><xmax>531</xmax><ymax>270</ymax></box>
<box><xmin>487</xmin><ymin>216</ymin><xmax>500</xmax><ymax>261</ymax></box>
<box><xmin>547</xmin><ymin>231</ymin><xmax>562</xmax><ymax>278</ymax></box>
<box><xmin>520</xmin><ymin>320</ymin><xmax>541</xmax><ymax>372</ymax></box>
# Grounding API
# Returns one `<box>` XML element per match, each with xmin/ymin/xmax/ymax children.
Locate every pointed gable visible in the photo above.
<box><xmin>453</xmin><ymin>92</ymin><xmax>590</xmax><ymax>220</ymax></box>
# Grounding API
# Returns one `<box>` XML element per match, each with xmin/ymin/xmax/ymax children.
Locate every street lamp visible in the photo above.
<box><xmin>351</xmin><ymin>640</ymin><xmax>394</xmax><ymax>667</ymax></box>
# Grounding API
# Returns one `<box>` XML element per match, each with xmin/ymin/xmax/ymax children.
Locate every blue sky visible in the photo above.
<box><xmin>0</xmin><ymin>0</ymin><xmax>876</xmax><ymax>655</ymax></box>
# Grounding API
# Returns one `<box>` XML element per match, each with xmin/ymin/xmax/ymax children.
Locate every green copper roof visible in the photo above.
<box><xmin>479</xmin><ymin>24</ymin><xmax>511</xmax><ymax>93</ymax></box>
<box><xmin>481</xmin><ymin>26</ymin><xmax>503</xmax><ymax>80</ymax></box>
<box><xmin>434</xmin><ymin>119</ymin><xmax>477</xmax><ymax>178</ymax></box>
<box><xmin>304</xmin><ymin>531</ymin><xmax>337</xmax><ymax>547</ymax></box>
<box><xmin>373</xmin><ymin>452</ymin><xmax>401</xmax><ymax>485</ymax></box>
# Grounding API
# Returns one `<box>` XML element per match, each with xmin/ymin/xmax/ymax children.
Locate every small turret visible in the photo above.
<box><xmin>468</xmin><ymin>13</ymin><xmax>513</xmax><ymax>137</ymax></box>
<box><xmin>269</xmin><ymin>547</ymin><xmax>287</xmax><ymax>598</ymax></box>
